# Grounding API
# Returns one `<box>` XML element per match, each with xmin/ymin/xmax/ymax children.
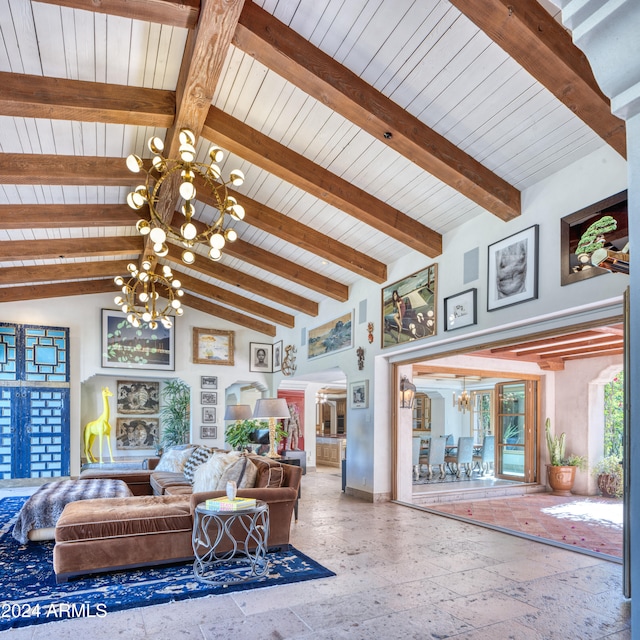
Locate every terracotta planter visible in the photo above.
<box><xmin>546</xmin><ymin>464</ymin><xmax>577</xmax><ymax>496</ymax></box>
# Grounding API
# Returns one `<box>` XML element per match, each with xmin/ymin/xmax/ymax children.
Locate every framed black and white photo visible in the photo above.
<box><xmin>250</xmin><ymin>342</ymin><xmax>272</xmax><ymax>372</ymax></box>
<box><xmin>201</xmin><ymin>391</ymin><xmax>217</xmax><ymax>405</ymax></box>
<box><xmin>201</xmin><ymin>376</ymin><xmax>217</xmax><ymax>389</ymax></box>
<box><xmin>487</xmin><ymin>225</ymin><xmax>538</xmax><ymax>311</ymax></box>
<box><xmin>116</xmin><ymin>380</ymin><xmax>159</xmax><ymax>414</ymax></box>
<box><xmin>444</xmin><ymin>289</ymin><xmax>477</xmax><ymax>331</ymax></box>
<box><xmin>116</xmin><ymin>417</ymin><xmax>159</xmax><ymax>449</ymax></box>
<box><xmin>349</xmin><ymin>380</ymin><xmax>369</xmax><ymax>409</ymax></box>
<box><xmin>201</xmin><ymin>425</ymin><xmax>217</xmax><ymax>439</ymax></box>
<box><xmin>272</xmin><ymin>340</ymin><xmax>283</xmax><ymax>373</ymax></box>
<box><xmin>202</xmin><ymin>407</ymin><xmax>216</xmax><ymax>424</ymax></box>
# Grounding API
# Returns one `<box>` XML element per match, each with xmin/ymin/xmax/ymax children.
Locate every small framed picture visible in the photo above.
<box><xmin>273</xmin><ymin>340</ymin><xmax>283</xmax><ymax>373</ymax></box>
<box><xmin>250</xmin><ymin>342</ymin><xmax>272</xmax><ymax>372</ymax></box>
<box><xmin>201</xmin><ymin>425</ymin><xmax>217</xmax><ymax>439</ymax></box>
<box><xmin>349</xmin><ymin>380</ymin><xmax>369</xmax><ymax>409</ymax></box>
<box><xmin>201</xmin><ymin>391</ymin><xmax>217</xmax><ymax>405</ymax></box>
<box><xmin>444</xmin><ymin>288</ymin><xmax>477</xmax><ymax>331</ymax></box>
<box><xmin>202</xmin><ymin>407</ymin><xmax>216</xmax><ymax>424</ymax></box>
<box><xmin>487</xmin><ymin>225</ymin><xmax>539</xmax><ymax>311</ymax></box>
<box><xmin>201</xmin><ymin>376</ymin><xmax>217</xmax><ymax>389</ymax></box>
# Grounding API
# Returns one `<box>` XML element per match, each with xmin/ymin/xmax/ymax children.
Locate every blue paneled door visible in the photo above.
<box><xmin>0</xmin><ymin>324</ymin><xmax>70</xmax><ymax>479</ymax></box>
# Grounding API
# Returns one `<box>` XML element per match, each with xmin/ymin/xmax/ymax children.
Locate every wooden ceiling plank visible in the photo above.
<box><xmin>534</xmin><ymin>338</ymin><xmax>623</xmax><ymax>358</ymax></box>
<box><xmin>233</xmin><ymin>2</ymin><xmax>521</xmax><ymax>221</ymax></box>
<box><xmin>488</xmin><ymin>330</ymin><xmax>607</xmax><ymax>354</ymax></box>
<box><xmin>163</xmin><ymin>253</ymin><xmax>318</xmax><ymax>317</ymax></box>
<box><xmin>0</xmin><ymin>204</ymin><xmax>138</xmax><ymax>229</ymax></box>
<box><xmin>561</xmin><ymin>347</ymin><xmax>624</xmax><ymax>361</ymax></box>
<box><xmin>182</xmin><ymin>292</ymin><xmax>276</xmax><ymax>336</ymax></box>
<box><xmin>0</xmin><ymin>237</ymin><xmax>142</xmax><ymax>261</ymax></box>
<box><xmin>203</xmin><ymin>107</ymin><xmax>442</xmax><ymax>257</ymax></box>
<box><xmin>0</xmin><ymin>279</ymin><xmax>115</xmax><ymax>303</ymax></box>
<box><xmin>450</xmin><ymin>0</ymin><xmax>626</xmax><ymax>157</ymax></box>
<box><xmin>0</xmin><ymin>73</ymin><xmax>175</xmax><ymax>127</ymax></box>
<box><xmin>173</xmin><ymin>270</ymin><xmax>295</xmax><ymax>327</ymax></box>
<box><xmin>35</xmin><ymin>0</ymin><xmax>200</xmax><ymax>29</ymax></box>
<box><xmin>224</xmin><ymin>238</ymin><xmax>348</xmax><ymax>301</ymax></box>
<box><xmin>0</xmin><ymin>260</ymin><xmax>131</xmax><ymax>285</ymax></box>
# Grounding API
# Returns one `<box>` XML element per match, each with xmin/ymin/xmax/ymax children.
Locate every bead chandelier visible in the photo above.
<box><xmin>125</xmin><ymin>128</ymin><xmax>245</xmax><ymax>265</ymax></box>
<box><xmin>113</xmin><ymin>261</ymin><xmax>184</xmax><ymax>329</ymax></box>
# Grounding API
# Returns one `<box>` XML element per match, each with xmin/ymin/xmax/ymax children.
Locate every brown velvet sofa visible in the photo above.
<box><xmin>53</xmin><ymin>457</ymin><xmax>301</xmax><ymax>583</ymax></box>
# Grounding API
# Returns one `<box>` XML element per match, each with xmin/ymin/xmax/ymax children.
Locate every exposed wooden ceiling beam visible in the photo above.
<box><xmin>182</xmin><ymin>292</ymin><xmax>276</xmax><ymax>337</ymax></box>
<box><xmin>196</xmin><ymin>182</ymin><xmax>388</xmax><ymax>282</ymax></box>
<box><xmin>534</xmin><ymin>338</ymin><xmax>623</xmax><ymax>359</ymax></box>
<box><xmin>35</xmin><ymin>0</ymin><xmax>200</xmax><ymax>29</ymax></box>
<box><xmin>0</xmin><ymin>237</ymin><xmax>142</xmax><ymax>261</ymax></box>
<box><xmin>223</xmin><ymin>239</ymin><xmax>348</xmax><ymax>301</ymax></box>
<box><xmin>0</xmin><ymin>204</ymin><xmax>138</xmax><ymax>229</ymax></box>
<box><xmin>488</xmin><ymin>330</ymin><xmax>608</xmax><ymax>354</ymax></box>
<box><xmin>450</xmin><ymin>0</ymin><xmax>626</xmax><ymax>158</ymax></box>
<box><xmin>233</xmin><ymin>2</ymin><xmax>521</xmax><ymax>221</ymax></box>
<box><xmin>0</xmin><ymin>260</ymin><xmax>132</xmax><ymax>286</ymax></box>
<box><xmin>162</xmin><ymin>253</ymin><xmax>318</xmax><ymax>317</ymax></box>
<box><xmin>0</xmin><ymin>279</ymin><xmax>115</xmax><ymax>303</ymax></box>
<box><xmin>561</xmin><ymin>347</ymin><xmax>624</xmax><ymax>361</ymax></box>
<box><xmin>173</xmin><ymin>270</ymin><xmax>294</xmax><ymax>327</ymax></box>
<box><xmin>537</xmin><ymin>359</ymin><xmax>565</xmax><ymax>371</ymax></box>
<box><xmin>203</xmin><ymin>108</ymin><xmax>442</xmax><ymax>258</ymax></box>
<box><xmin>0</xmin><ymin>72</ymin><xmax>174</xmax><ymax>127</ymax></box>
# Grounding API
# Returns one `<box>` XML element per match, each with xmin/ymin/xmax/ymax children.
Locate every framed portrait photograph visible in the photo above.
<box><xmin>381</xmin><ymin>265</ymin><xmax>437</xmax><ymax>348</ymax></box>
<box><xmin>202</xmin><ymin>407</ymin><xmax>216</xmax><ymax>424</ymax></box>
<box><xmin>250</xmin><ymin>342</ymin><xmax>272</xmax><ymax>372</ymax></box>
<box><xmin>349</xmin><ymin>380</ymin><xmax>369</xmax><ymax>409</ymax></box>
<box><xmin>102</xmin><ymin>309</ymin><xmax>175</xmax><ymax>371</ymax></box>
<box><xmin>115</xmin><ymin>417</ymin><xmax>159</xmax><ymax>450</ymax></box>
<box><xmin>272</xmin><ymin>340</ymin><xmax>283</xmax><ymax>373</ymax></box>
<box><xmin>308</xmin><ymin>311</ymin><xmax>353</xmax><ymax>360</ymax></box>
<box><xmin>192</xmin><ymin>328</ymin><xmax>234</xmax><ymax>366</ymax></box>
<box><xmin>201</xmin><ymin>376</ymin><xmax>217</xmax><ymax>389</ymax></box>
<box><xmin>487</xmin><ymin>225</ymin><xmax>539</xmax><ymax>311</ymax></box>
<box><xmin>201</xmin><ymin>391</ymin><xmax>217</xmax><ymax>405</ymax></box>
<box><xmin>201</xmin><ymin>425</ymin><xmax>217</xmax><ymax>439</ymax></box>
<box><xmin>444</xmin><ymin>289</ymin><xmax>477</xmax><ymax>332</ymax></box>
<box><xmin>116</xmin><ymin>380</ymin><xmax>160</xmax><ymax>414</ymax></box>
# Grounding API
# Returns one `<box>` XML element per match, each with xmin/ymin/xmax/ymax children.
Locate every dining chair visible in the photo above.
<box><xmin>412</xmin><ymin>437</ymin><xmax>422</xmax><ymax>481</ymax></box>
<box><xmin>473</xmin><ymin>435</ymin><xmax>495</xmax><ymax>476</ymax></box>
<box><xmin>419</xmin><ymin>435</ymin><xmax>446</xmax><ymax>480</ymax></box>
<box><xmin>444</xmin><ymin>436</ymin><xmax>474</xmax><ymax>478</ymax></box>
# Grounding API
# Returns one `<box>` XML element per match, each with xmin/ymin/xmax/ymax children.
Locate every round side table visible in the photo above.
<box><xmin>192</xmin><ymin>500</ymin><xmax>270</xmax><ymax>584</ymax></box>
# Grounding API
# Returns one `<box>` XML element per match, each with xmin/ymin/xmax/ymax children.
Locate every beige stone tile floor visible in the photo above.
<box><xmin>0</xmin><ymin>468</ymin><xmax>630</xmax><ymax>639</ymax></box>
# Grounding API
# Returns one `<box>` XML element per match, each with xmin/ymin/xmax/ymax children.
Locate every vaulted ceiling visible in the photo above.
<box><xmin>0</xmin><ymin>0</ymin><xmax>625</xmax><ymax>336</ymax></box>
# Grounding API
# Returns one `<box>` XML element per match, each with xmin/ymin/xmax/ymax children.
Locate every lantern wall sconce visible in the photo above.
<box><xmin>399</xmin><ymin>375</ymin><xmax>416</xmax><ymax>409</ymax></box>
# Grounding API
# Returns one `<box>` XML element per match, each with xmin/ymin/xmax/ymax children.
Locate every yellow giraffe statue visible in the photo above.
<box><xmin>83</xmin><ymin>387</ymin><xmax>114</xmax><ymax>464</ymax></box>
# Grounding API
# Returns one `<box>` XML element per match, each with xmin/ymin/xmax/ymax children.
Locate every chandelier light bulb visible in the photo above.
<box><xmin>142</xmin><ymin>312</ymin><xmax>152</xmax><ymax>322</ymax></box>
<box><xmin>178</xmin><ymin>129</ymin><xmax>196</xmax><ymax>145</ymax></box>
<box><xmin>171</xmin><ymin>299</ymin><xmax>182</xmax><ymax>309</ymax></box>
<box><xmin>161</xmin><ymin>317</ymin><xmax>173</xmax><ymax>329</ymax></box>
<box><xmin>127</xmin><ymin>263</ymin><xmax>137</xmax><ymax>273</ymax></box>
<box><xmin>136</xmin><ymin>219</ymin><xmax>151</xmax><ymax>235</ymax></box>
<box><xmin>139</xmin><ymin>292</ymin><xmax>149</xmax><ymax>303</ymax></box>
<box><xmin>209</xmin><ymin>247</ymin><xmax>222</xmax><ymax>261</ymax></box>
<box><xmin>230</xmin><ymin>170</ymin><xmax>244</xmax><ymax>186</ymax></box>
<box><xmin>179</xmin><ymin>180</ymin><xmax>196</xmax><ymax>201</ymax></box>
<box><xmin>181</xmin><ymin>222</ymin><xmax>197</xmax><ymax>240</ymax></box>
<box><xmin>182</xmin><ymin>249</ymin><xmax>195</xmax><ymax>264</ymax></box>
<box><xmin>156</xmin><ymin>244</ymin><xmax>169</xmax><ymax>257</ymax></box>
<box><xmin>208</xmin><ymin>164</ymin><xmax>221</xmax><ymax>180</ymax></box>
<box><xmin>208</xmin><ymin>146</ymin><xmax>224</xmax><ymax>163</ymax></box>
<box><xmin>126</xmin><ymin>154</ymin><xmax>143</xmax><ymax>173</ymax></box>
<box><xmin>162</xmin><ymin>265</ymin><xmax>172</xmax><ymax>277</ymax></box>
<box><xmin>224</xmin><ymin>228</ymin><xmax>238</xmax><ymax>242</ymax></box>
<box><xmin>114</xmin><ymin>276</ymin><xmax>124</xmax><ymax>286</ymax></box>
<box><xmin>176</xmin><ymin>289</ymin><xmax>184</xmax><ymax>297</ymax></box>
<box><xmin>138</xmin><ymin>271</ymin><xmax>150</xmax><ymax>282</ymax></box>
<box><xmin>114</xmin><ymin>295</ymin><xmax>124</xmax><ymax>306</ymax></box>
<box><xmin>179</xmin><ymin>143</ymin><xmax>196</xmax><ymax>163</ymax></box>
<box><xmin>127</xmin><ymin>191</ymin><xmax>145</xmax><ymax>210</ymax></box>
<box><xmin>148</xmin><ymin>321</ymin><xmax>158</xmax><ymax>330</ymax></box>
<box><xmin>149</xmin><ymin>227</ymin><xmax>166</xmax><ymax>245</ymax></box>
<box><xmin>141</xmin><ymin>259</ymin><xmax>152</xmax><ymax>271</ymax></box>
<box><xmin>121</xmin><ymin>304</ymin><xmax>130</xmax><ymax>313</ymax></box>
<box><xmin>172</xmin><ymin>279</ymin><xmax>182</xmax><ymax>289</ymax></box>
<box><xmin>230</xmin><ymin>204</ymin><xmax>245</xmax><ymax>221</ymax></box>
<box><xmin>210</xmin><ymin>233</ymin><xmax>225</xmax><ymax>250</ymax></box>
<box><xmin>148</xmin><ymin>137</ymin><xmax>164</xmax><ymax>154</ymax></box>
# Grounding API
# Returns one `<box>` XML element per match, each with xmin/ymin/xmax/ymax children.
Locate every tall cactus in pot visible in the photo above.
<box><xmin>545</xmin><ymin>418</ymin><xmax>566</xmax><ymax>465</ymax></box>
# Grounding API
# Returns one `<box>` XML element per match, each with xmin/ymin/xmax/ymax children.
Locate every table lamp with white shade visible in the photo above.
<box><xmin>223</xmin><ymin>404</ymin><xmax>253</xmax><ymax>422</ymax></box>
<box><xmin>252</xmin><ymin>398</ymin><xmax>289</xmax><ymax>459</ymax></box>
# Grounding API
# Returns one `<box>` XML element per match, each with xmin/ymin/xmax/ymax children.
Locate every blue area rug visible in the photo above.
<box><xmin>0</xmin><ymin>496</ymin><xmax>335</xmax><ymax>631</ymax></box>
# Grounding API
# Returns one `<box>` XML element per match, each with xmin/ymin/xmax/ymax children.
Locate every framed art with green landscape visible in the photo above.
<box><xmin>308</xmin><ymin>311</ymin><xmax>353</xmax><ymax>360</ymax></box>
<box><xmin>102</xmin><ymin>309</ymin><xmax>174</xmax><ymax>371</ymax></box>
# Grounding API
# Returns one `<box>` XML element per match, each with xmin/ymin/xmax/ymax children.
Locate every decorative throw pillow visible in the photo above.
<box><xmin>192</xmin><ymin>451</ymin><xmax>240</xmax><ymax>493</ymax></box>
<box><xmin>183</xmin><ymin>446</ymin><xmax>213</xmax><ymax>483</ymax></box>
<box><xmin>216</xmin><ymin>455</ymin><xmax>258</xmax><ymax>490</ymax></box>
<box><xmin>155</xmin><ymin>447</ymin><xmax>195</xmax><ymax>473</ymax></box>
<box><xmin>251</xmin><ymin>457</ymin><xmax>284</xmax><ymax>488</ymax></box>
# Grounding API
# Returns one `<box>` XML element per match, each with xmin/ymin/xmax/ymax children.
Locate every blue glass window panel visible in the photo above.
<box><xmin>34</xmin><ymin>345</ymin><xmax>57</xmax><ymax>365</ymax></box>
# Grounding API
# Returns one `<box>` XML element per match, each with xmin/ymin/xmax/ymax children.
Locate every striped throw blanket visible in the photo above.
<box><xmin>12</xmin><ymin>479</ymin><xmax>131</xmax><ymax>544</ymax></box>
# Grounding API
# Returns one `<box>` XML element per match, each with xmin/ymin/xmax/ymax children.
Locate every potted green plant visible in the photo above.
<box><xmin>545</xmin><ymin>418</ymin><xmax>586</xmax><ymax>496</ymax></box>
<box><xmin>159</xmin><ymin>380</ymin><xmax>191</xmax><ymax>449</ymax></box>
<box><xmin>225</xmin><ymin>419</ymin><xmax>262</xmax><ymax>451</ymax></box>
<box><xmin>592</xmin><ymin>455</ymin><xmax>623</xmax><ymax>498</ymax></box>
